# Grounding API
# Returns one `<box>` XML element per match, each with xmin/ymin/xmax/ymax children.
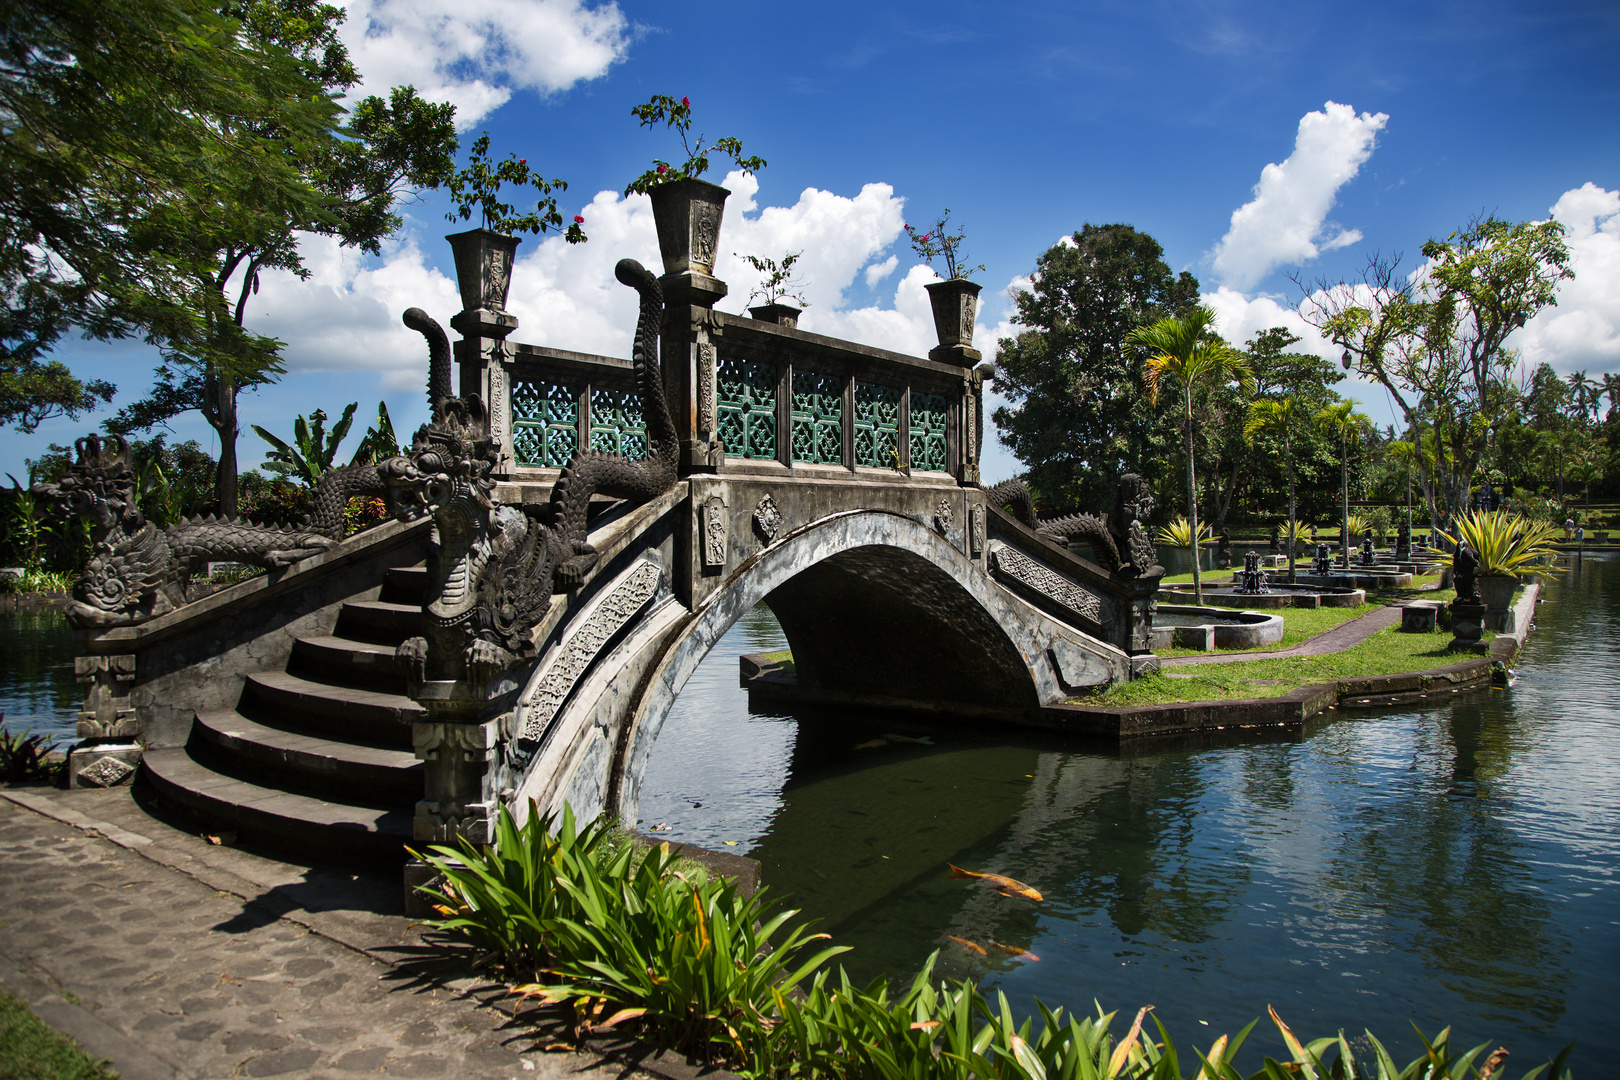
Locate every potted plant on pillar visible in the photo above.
<box><xmin>1437</xmin><ymin>509</ymin><xmax>1560</xmax><ymax>626</ymax></box>
<box><xmin>444</xmin><ymin>132</ymin><xmax>586</xmax><ymax>313</ymax></box>
<box><xmin>627</xmin><ymin>95</ymin><xmax>765</xmax><ymax>298</ymax></box>
<box><xmin>738</xmin><ymin>250</ymin><xmax>809</xmax><ymax>327</ymax></box>
<box><xmin>907</xmin><ymin>210</ymin><xmax>986</xmax><ymax>364</ymax></box>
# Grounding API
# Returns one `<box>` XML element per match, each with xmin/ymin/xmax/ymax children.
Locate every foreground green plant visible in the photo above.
<box><xmin>1438</xmin><ymin>510</ymin><xmax>1561</xmax><ymax>578</ymax></box>
<box><xmin>1155</xmin><ymin>516</ymin><xmax>1213</xmax><ymax>548</ymax></box>
<box><xmin>1</xmin><ymin>727</ymin><xmax>60</xmax><ymax>784</ymax></box>
<box><xmin>419</xmin><ymin>803</ymin><xmax>1573</xmax><ymax>1079</ymax></box>
<box><xmin>0</xmin><ymin>988</ymin><xmax>118</xmax><ymax>1078</ymax></box>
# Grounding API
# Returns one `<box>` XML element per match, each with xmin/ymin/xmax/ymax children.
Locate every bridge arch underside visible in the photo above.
<box><xmin>760</xmin><ymin>545</ymin><xmax>1039</xmax><ymax>714</ymax></box>
<box><xmin>601</xmin><ymin>509</ymin><xmax>1126</xmax><ymax>823</ymax></box>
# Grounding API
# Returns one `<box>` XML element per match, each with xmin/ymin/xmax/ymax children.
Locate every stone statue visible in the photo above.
<box><xmin>1452</xmin><ymin>540</ymin><xmax>1479</xmax><ymax>603</ymax></box>
<box><xmin>988</xmin><ymin>472</ymin><xmax>1159</xmax><ymax>578</ymax></box>
<box><xmin>1216</xmin><ymin>527</ymin><xmax>1232</xmax><ymax>569</ymax></box>
<box><xmin>33</xmin><ymin>434</ymin><xmax>384</xmax><ymax>628</ymax></box>
<box><xmin>1359</xmin><ymin>533</ymin><xmax>1376</xmax><ymax>566</ymax></box>
<box><xmin>1268</xmin><ymin>525</ymin><xmax>1279</xmax><ymax>554</ymax></box>
<box><xmin>382</xmin><ymin>259</ymin><xmax>679</xmax><ymax>689</ymax></box>
<box><xmin>1396</xmin><ymin>520</ymin><xmax>1411</xmax><ymax>557</ymax></box>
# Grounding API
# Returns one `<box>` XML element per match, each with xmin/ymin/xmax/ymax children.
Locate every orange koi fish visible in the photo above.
<box><xmin>992</xmin><ymin>942</ymin><xmax>1041</xmax><ymax>961</ymax></box>
<box><xmin>948</xmin><ymin>864</ymin><xmax>1043</xmax><ymax>902</ymax></box>
<box><xmin>947</xmin><ymin>935</ymin><xmax>987</xmax><ymax>955</ymax></box>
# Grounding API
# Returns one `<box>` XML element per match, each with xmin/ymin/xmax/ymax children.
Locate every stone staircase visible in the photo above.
<box><xmin>141</xmin><ymin>565</ymin><xmax>428</xmax><ymax>864</ymax></box>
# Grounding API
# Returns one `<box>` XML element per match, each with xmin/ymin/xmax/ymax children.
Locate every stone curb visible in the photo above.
<box><xmin>0</xmin><ymin>788</ymin><xmax>748</xmax><ymax>1080</ymax></box>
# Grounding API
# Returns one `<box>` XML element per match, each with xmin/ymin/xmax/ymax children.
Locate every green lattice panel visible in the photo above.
<box><xmin>513</xmin><ymin>378</ymin><xmax>579</xmax><ymax>467</ymax></box>
<box><xmin>589</xmin><ymin>386</ymin><xmax>648</xmax><ymax>457</ymax></box>
<box><xmin>791</xmin><ymin>370</ymin><xmax>842</xmax><ymax>464</ymax></box>
<box><xmin>909</xmin><ymin>390</ymin><xmax>949</xmax><ymax>472</ymax></box>
<box><xmin>853</xmin><ymin>382</ymin><xmax>900</xmax><ymax>468</ymax></box>
<box><xmin>717</xmin><ymin>357</ymin><xmax>777</xmax><ymax>460</ymax></box>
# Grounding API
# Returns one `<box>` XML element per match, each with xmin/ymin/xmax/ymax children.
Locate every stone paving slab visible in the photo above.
<box><xmin>0</xmin><ymin>788</ymin><xmax>659</xmax><ymax>1080</ymax></box>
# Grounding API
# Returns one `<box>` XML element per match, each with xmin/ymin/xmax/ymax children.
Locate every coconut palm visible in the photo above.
<box><xmin>1314</xmin><ymin>401</ymin><xmax>1374</xmax><ymax>567</ymax></box>
<box><xmin>1244</xmin><ymin>395</ymin><xmax>1306</xmax><ymax>583</ymax></box>
<box><xmin>1129</xmin><ymin>306</ymin><xmax>1253</xmax><ymax>603</ymax></box>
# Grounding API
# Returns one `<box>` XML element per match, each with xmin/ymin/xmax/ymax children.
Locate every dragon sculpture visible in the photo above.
<box><xmin>982</xmin><ymin>473</ymin><xmax>1160</xmax><ymax>578</ymax></box>
<box><xmin>382</xmin><ymin>258</ymin><xmax>678</xmax><ymax>689</ymax></box>
<box><xmin>33</xmin><ymin>434</ymin><xmax>383</xmax><ymax>628</ymax></box>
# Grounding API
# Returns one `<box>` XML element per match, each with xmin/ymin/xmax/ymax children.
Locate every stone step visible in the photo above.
<box><xmin>380</xmin><ymin>564</ymin><xmax>427</xmax><ymax>606</ymax></box>
<box><xmin>141</xmin><ymin>748</ymin><xmax>414</xmax><ymax>864</ymax></box>
<box><xmin>289</xmin><ymin>634</ymin><xmax>406</xmax><ymax>694</ymax></box>
<box><xmin>191</xmin><ymin>709</ymin><xmax>422</xmax><ymax>803</ymax></box>
<box><xmin>241</xmin><ymin>671</ymin><xmax>419</xmax><ymax>747</ymax></box>
<box><xmin>334</xmin><ymin>599</ymin><xmax>422</xmax><ymax>646</ymax></box>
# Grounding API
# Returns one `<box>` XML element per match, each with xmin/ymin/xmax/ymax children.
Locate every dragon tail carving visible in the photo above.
<box><xmin>984</xmin><ymin>479</ymin><xmax>1037</xmax><ymax>529</ymax></box>
<box><xmin>1036</xmin><ymin>512</ymin><xmax>1123</xmax><ymax>572</ymax></box>
<box><xmin>404</xmin><ymin>306</ymin><xmax>453</xmax><ymax>418</ymax></box>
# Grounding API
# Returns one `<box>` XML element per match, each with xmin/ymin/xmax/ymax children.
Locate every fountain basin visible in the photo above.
<box><xmin>1158</xmin><ymin>582</ymin><xmax>1366</xmax><ymax>609</ymax></box>
<box><xmin>1150</xmin><ymin>605</ymin><xmax>1285</xmax><ymax>651</ymax></box>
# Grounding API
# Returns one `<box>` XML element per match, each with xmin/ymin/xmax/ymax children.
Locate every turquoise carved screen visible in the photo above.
<box><xmin>589</xmin><ymin>386</ymin><xmax>647</xmax><ymax>457</ymax></box>
<box><xmin>512</xmin><ymin>378</ymin><xmax>579</xmax><ymax>467</ymax></box>
<box><xmin>909</xmin><ymin>390</ymin><xmax>949</xmax><ymax>472</ymax></box>
<box><xmin>791</xmin><ymin>370</ymin><xmax>842</xmax><ymax>464</ymax></box>
<box><xmin>853</xmin><ymin>382</ymin><xmax>901</xmax><ymax>468</ymax></box>
<box><xmin>717</xmin><ymin>357</ymin><xmax>778</xmax><ymax>460</ymax></box>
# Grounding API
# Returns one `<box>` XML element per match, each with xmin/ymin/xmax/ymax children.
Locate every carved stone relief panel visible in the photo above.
<box><xmin>74</xmin><ymin>653</ymin><xmax>138</xmax><ymax>739</ymax></box>
<box><xmin>754</xmin><ymin>493</ymin><xmax>782</xmax><ymax>541</ymax></box>
<box><xmin>692</xmin><ymin>203</ymin><xmax>719</xmax><ymax>271</ymax></box>
<box><xmin>970</xmin><ymin>505</ymin><xmax>987</xmax><ymax>558</ymax></box>
<box><xmin>703</xmin><ymin>495</ymin><xmax>728</xmax><ymax>568</ymax></box>
<box><xmin>988</xmin><ymin>540</ymin><xmax>1115</xmax><ymax>629</ymax></box>
<box><xmin>933</xmin><ymin>496</ymin><xmax>955</xmax><ymax>535</ymax></box>
<box><xmin>697</xmin><ymin>342</ymin><xmax>717</xmax><ymax>438</ymax></box>
<box><xmin>515</xmin><ymin>559</ymin><xmax>662</xmax><ymax>743</ymax></box>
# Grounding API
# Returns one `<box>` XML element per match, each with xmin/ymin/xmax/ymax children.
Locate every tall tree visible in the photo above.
<box><xmin>108</xmin><ymin>3</ymin><xmax>457</xmax><ymax>514</ymax></box>
<box><xmin>1128</xmin><ymin>306</ymin><xmax>1252</xmax><ymax>604</ymax></box>
<box><xmin>992</xmin><ymin>224</ymin><xmax>1200</xmax><ymax>511</ymax></box>
<box><xmin>1297</xmin><ymin>216</ymin><xmax>1571</xmax><ymax>535</ymax></box>
<box><xmin>1244</xmin><ymin>396</ymin><xmax>1307</xmax><ymax>582</ymax></box>
<box><xmin>1315</xmin><ymin>401</ymin><xmax>1374</xmax><ymax>566</ymax></box>
<box><xmin>1</xmin><ymin>0</ymin><xmax>340</xmax><ymax>431</ymax></box>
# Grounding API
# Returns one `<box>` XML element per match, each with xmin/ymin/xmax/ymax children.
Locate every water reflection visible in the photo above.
<box><xmin>640</xmin><ymin>557</ymin><xmax>1620</xmax><ymax>1074</ymax></box>
<box><xmin>0</xmin><ymin>609</ymin><xmax>77</xmax><ymax>744</ymax></box>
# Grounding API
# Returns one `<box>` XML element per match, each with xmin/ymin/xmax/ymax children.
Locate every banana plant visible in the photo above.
<box><xmin>252</xmin><ymin>403</ymin><xmax>358</xmax><ymax>486</ymax></box>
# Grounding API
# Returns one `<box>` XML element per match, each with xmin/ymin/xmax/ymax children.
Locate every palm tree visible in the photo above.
<box><xmin>1315</xmin><ymin>401</ymin><xmax>1374</xmax><ymax>567</ymax></box>
<box><xmin>1244</xmin><ymin>396</ymin><xmax>1305</xmax><ymax>583</ymax></box>
<box><xmin>1129</xmin><ymin>306</ymin><xmax>1253</xmax><ymax>603</ymax></box>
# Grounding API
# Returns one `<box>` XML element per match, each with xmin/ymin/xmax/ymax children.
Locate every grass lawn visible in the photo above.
<box><xmin>0</xmin><ymin>989</ymin><xmax>118</xmax><ymax>1079</ymax></box>
<box><xmin>1089</xmin><ymin>621</ymin><xmax>1487</xmax><ymax>707</ymax></box>
<box><xmin>1151</xmin><ymin>601</ymin><xmax>1377</xmax><ymax>657</ymax></box>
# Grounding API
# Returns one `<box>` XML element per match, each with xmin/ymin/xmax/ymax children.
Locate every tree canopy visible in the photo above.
<box><xmin>991</xmin><ymin>224</ymin><xmax>1200</xmax><ymax>511</ymax></box>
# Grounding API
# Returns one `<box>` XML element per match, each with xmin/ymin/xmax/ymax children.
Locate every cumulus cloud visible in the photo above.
<box><xmin>240</xmin><ymin>232</ymin><xmax>461</xmax><ymax>393</ymax></box>
<box><xmin>1508</xmin><ymin>182</ymin><xmax>1620</xmax><ymax>376</ymax></box>
<box><xmin>1209</xmin><ymin>101</ymin><xmax>1388</xmax><ymax>289</ymax></box>
<box><xmin>338</xmin><ymin>0</ymin><xmax>630</xmax><ymax>128</ymax></box>
<box><xmin>1201</xmin><ymin>285</ymin><xmax>1338</xmax><ymax>360</ymax></box>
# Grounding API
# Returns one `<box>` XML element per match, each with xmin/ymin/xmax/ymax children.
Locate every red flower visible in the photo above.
<box><xmin>681</xmin><ymin>96</ymin><xmax>690</xmax><ymax>107</ymax></box>
<box><xmin>573</xmin><ymin>215</ymin><xmax>584</xmax><ymax>224</ymax></box>
<box><xmin>920</xmin><ymin>234</ymin><xmax>932</xmax><ymax>242</ymax></box>
<box><xmin>519</xmin><ymin>158</ymin><xmax>526</xmax><ymax>165</ymax></box>
<box><xmin>657</xmin><ymin>163</ymin><xmax>667</xmax><ymax>174</ymax></box>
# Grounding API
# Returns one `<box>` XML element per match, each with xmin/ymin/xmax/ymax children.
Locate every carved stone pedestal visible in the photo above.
<box><xmin>68</xmin><ymin>741</ymin><xmax>142</xmax><ymax>788</ymax></box>
<box><xmin>1449</xmin><ymin>601</ymin><xmax>1486</xmax><ymax>644</ymax></box>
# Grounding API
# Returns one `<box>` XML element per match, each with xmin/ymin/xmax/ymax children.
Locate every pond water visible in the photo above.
<box><xmin>0</xmin><ymin>608</ymin><xmax>78</xmax><ymax>746</ymax></box>
<box><xmin>640</xmin><ymin>553</ymin><xmax>1620</xmax><ymax>1074</ymax></box>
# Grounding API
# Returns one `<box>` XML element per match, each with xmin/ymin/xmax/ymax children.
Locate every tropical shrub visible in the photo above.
<box><xmin>1437</xmin><ymin>510</ymin><xmax>1562</xmax><ymax>577</ymax></box>
<box><xmin>1155</xmin><ymin>516</ymin><xmax>1213</xmax><ymax>548</ymax></box>
<box><xmin>419</xmin><ymin>802</ymin><xmax>1576</xmax><ymax>1080</ymax></box>
<box><xmin>1</xmin><ymin>728</ymin><xmax>60</xmax><ymax>784</ymax></box>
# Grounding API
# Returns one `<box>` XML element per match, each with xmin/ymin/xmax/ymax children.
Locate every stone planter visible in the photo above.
<box><xmin>748</xmin><ymin>303</ymin><xmax>802</xmax><ymax>329</ymax></box>
<box><xmin>924</xmin><ymin>278</ymin><xmax>982</xmax><ymax>351</ymax></box>
<box><xmin>445</xmin><ymin>228</ymin><xmax>521</xmax><ymax>313</ymax></box>
<box><xmin>1477</xmin><ymin>574</ymin><xmax>1517</xmax><ymax>612</ymax></box>
<box><xmin>648</xmin><ymin>177</ymin><xmax>729</xmax><ymax>277</ymax></box>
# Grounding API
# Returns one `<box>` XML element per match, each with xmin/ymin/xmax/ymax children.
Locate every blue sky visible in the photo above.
<box><xmin>8</xmin><ymin>0</ymin><xmax>1619</xmax><ymax>484</ymax></box>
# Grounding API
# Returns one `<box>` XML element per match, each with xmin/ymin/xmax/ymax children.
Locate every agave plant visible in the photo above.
<box><xmin>1344</xmin><ymin>513</ymin><xmax>1372</xmax><ymax>543</ymax></box>
<box><xmin>1155</xmin><ymin>516</ymin><xmax>1213</xmax><ymax>548</ymax></box>
<box><xmin>1437</xmin><ymin>509</ymin><xmax>1562</xmax><ymax>577</ymax></box>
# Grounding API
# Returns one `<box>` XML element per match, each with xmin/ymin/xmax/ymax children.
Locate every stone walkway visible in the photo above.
<box><xmin>1160</xmin><ymin>603</ymin><xmax>1405</xmax><ymax>668</ymax></box>
<box><xmin>0</xmin><ymin>787</ymin><xmax>680</xmax><ymax>1080</ymax></box>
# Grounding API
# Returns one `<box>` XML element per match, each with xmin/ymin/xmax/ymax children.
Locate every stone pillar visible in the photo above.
<box><xmin>446</xmin><ymin>230</ymin><xmax>522</xmax><ymax>475</ymax></box>
<box><xmin>411</xmin><ymin>708</ymin><xmax>503</xmax><ymax>848</ymax></box>
<box><xmin>74</xmin><ymin>654</ymin><xmax>138</xmax><ymax>739</ymax></box>
<box><xmin>663</xmin><ymin>297</ymin><xmax>726</xmax><ymax>476</ymax></box>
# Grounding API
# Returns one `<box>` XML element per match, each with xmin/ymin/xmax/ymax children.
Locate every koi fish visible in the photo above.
<box><xmin>882</xmin><ymin>733</ymin><xmax>935</xmax><ymax>745</ymax></box>
<box><xmin>854</xmin><ymin>739</ymin><xmax>889</xmax><ymax>750</ymax></box>
<box><xmin>948</xmin><ymin>864</ymin><xmax>1043</xmax><ymax>902</ymax></box>
<box><xmin>992</xmin><ymin>942</ymin><xmax>1041</xmax><ymax>961</ymax></box>
<box><xmin>947</xmin><ymin>935</ymin><xmax>987</xmax><ymax>955</ymax></box>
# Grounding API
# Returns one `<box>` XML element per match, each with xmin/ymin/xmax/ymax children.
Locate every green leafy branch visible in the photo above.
<box><xmin>736</xmin><ymin>250</ymin><xmax>809</xmax><ymax>307</ymax></box>
<box><xmin>445</xmin><ymin>133</ymin><xmax>586</xmax><ymax>242</ymax></box>
<box><xmin>625</xmin><ymin>95</ymin><xmax>765</xmax><ymax>196</ymax></box>
<box><xmin>904</xmin><ymin>209</ymin><xmax>984</xmax><ymax>281</ymax></box>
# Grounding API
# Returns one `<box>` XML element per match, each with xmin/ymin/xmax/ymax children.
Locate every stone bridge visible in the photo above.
<box><xmin>61</xmin><ymin>184</ymin><xmax>1163</xmax><ymax>880</ymax></box>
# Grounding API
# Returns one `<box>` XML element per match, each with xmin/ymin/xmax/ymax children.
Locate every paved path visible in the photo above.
<box><xmin>0</xmin><ymin>787</ymin><xmax>673</xmax><ymax>1080</ymax></box>
<box><xmin>1160</xmin><ymin>603</ymin><xmax>1405</xmax><ymax>668</ymax></box>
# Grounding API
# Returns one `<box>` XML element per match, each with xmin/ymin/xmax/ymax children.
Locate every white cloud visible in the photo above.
<box><xmin>241</xmin><ymin>232</ymin><xmax>461</xmax><ymax>394</ymax></box>
<box><xmin>338</xmin><ymin>0</ymin><xmax>630</xmax><ymax>128</ymax></box>
<box><xmin>1209</xmin><ymin>101</ymin><xmax>1388</xmax><ymax>289</ymax></box>
<box><xmin>1507</xmin><ymin>182</ymin><xmax>1620</xmax><ymax>376</ymax></box>
<box><xmin>1201</xmin><ymin>285</ymin><xmax>1339</xmax><ymax>360</ymax></box>
<box><xmin>864</xmin><ymin>255</ymin><xmax>899</xmax><ymax>287</ymax></box>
